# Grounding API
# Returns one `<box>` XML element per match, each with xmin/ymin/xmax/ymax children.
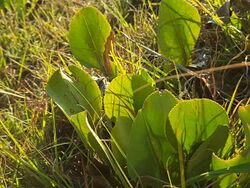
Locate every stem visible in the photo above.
<box><xmin>178</xmin><ymin>142</ymin><xmax>186</xmax><ymax>188</ymax></box>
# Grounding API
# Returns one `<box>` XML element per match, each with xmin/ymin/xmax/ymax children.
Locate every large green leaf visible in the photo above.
<box><xmin>127</xmin><ymin>111</ymin><xmax>162</xmax><ymax>187</ymax></box>
<box><xmin>111</xmin><ymin>117</ymin><xmax>132</xmax><ymax>168</ymax></box>
<box><xmin>186</xmin><ymin>126</ymin><xmax>229</xmax><ymax>178</ymax></box>
<box><xmin>46</xmin><ymin>66</ymin><xmax>102</xmax><ymax>122</ymax></box>
<box><xmin>104</xmin><ymin>74</ymin><xmax>155</xmax><ymax>122</ymax></box>
<box><xmin>168</xmin><ymin>99</ymin><xmax>229</xmax><ymax>154</ymax></box>
<box><xmin>157</xmin><ymin>0</ymin><xmax>200</xmax><ymax>66</ymax></box>
<box><xmin>127</xmin><ymin>91</ymin><xmax>179</xmax><ymax>186</ymax></box>
<box><xmin>69</xmin><ymin>7</ymin><xmax>113</xmax><ymax>76</ymax></box>
<box><xmin>141</xmin><ymin>90</ymin><xmax>178</xmax><ymax>154</ymax></box>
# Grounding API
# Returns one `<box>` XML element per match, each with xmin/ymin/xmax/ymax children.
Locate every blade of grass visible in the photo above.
<box><xmin>226</xmin><ymin>75</ymin><xmax>243</xmax><ymax>115</ymax></box>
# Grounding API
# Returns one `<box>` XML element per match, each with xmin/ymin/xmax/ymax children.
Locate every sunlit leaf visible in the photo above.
<box><xmin>104</xmin><ymin>74</ymin><xmax>155</xmax><ymax>122</ymax></box>
<box><xmin>69</xmin><ymin>7</ymin><xmax>114</xmax><ymax>76</ymax></box>
<box><xmin>127</xmin><ymin>91</ymin><xmax>178</xmax><ymax>186</ymax></box>
<box><xmin>169</xmin><ymin>99</ymin><xmax>229</xmax><ymax>153</ymax></box>
<box><xmin>70</xmin><ymin>111</ymin><xmax>104</xmax><ymax>155</ymax></box>
<box><xmin>46</xmin><ymin>66</ymin><xmax>102</xmax><ymax>122</ymax></box>
<box><xmin>157</xmin><ymin>0</ymin><xmax>200</xmax><ymax>66</ymax></box>
<box><xmin>239</xmin><ymin>105</ymin><xmax>250</xmax><ymax>147</ymax></box>
<box><xmin>211</xmin><ymin>105</ymin><xmax>250</xmax><ymax>187</ymax></box>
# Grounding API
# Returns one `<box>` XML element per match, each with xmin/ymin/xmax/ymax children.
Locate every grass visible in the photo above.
<box><xmin>0</xmin><ymin>0</ymin><xmax>249</xmax><ymax>187</ymax></box>
<box><xmin>0</xmin><ymin>1</ymin><xmax>94</xmax><ymax>187</ymax></box>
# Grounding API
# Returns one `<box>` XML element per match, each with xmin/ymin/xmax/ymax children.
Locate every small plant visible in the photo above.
<box><xmin>46</xmin><ymin>1</ymin><xmax>250</xmax><ymax>187</ymax></box>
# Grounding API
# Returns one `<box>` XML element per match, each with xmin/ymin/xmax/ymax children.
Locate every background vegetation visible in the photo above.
<box><xmin>0</xmin><ymin>0</ymin><xmax>249</xmax><ymax>187</ymax></box>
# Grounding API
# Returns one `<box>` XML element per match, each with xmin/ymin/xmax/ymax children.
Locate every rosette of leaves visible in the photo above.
<box><xmin>121</xmin><ymin>94</ymin><xmax>230</xmax><ymax>187</ymax></box>
<box><xmin>46</xmin><ymin>64</ymin><xmax>156</xmax><ymax>187</ymax></box>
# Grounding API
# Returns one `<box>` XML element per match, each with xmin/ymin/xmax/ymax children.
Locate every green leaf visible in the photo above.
<box><xmin>70</xmin><ymin>112</ymin><xmax>133</xmax><ymax>188</ymax></box>
<box><xmin>104</xmin><ymin>74</ymin><xmax>155</xmax><ymax>122</ymax></box>
<box><xmin>211</xmin><ymin>106</ymin><xmax>250</xmax><ymax>168</ymax></box>
<box><xmin>138</xmin><ymin>69</ymin><xmax>156</xmax><ymax>86</ymax></box>
<box><xmin>157</xmin><ymin>0</ymin><xmax>200</xmax><ymax>66</ymax></box>
<box><xmin>239</xmin><ymin>105</ymin><xmax>250</xmax><ymax>147</ymax></box>
<box><xmin>211</xmin><ymin>105</ymin><xmax>250</xmax><ymax>187</ymax></box>
<box><xmin>213</xmin><ymin>150</ymin><xmax>250</xmax><ymax>171</ymax></box>
<box><xmin>127</xmin><ymin>91</ymin><xmax>178</xmax><ymax>184</ymax></box>
<box><xmin>69</xmin><ymin>7</ymin><xmax>114</xmax><ymax>76</ymax></box>
<box><xmin>141</xmin><ymin>90</ymin><xmax>178</xmax><ymax>152</ymax></box>
<box><xmin>169</xmin><ymin>99</ymin><xmax>229</xmax><ymax>154</ymax></box>
<box><xmin>46</xmin><ymin>66</ymin><xmax>102</xmax><ymax>122</ymax></box>
<box><xmin>212</xmin><ymin>150</ymin><xmax>250</xmax><ymax>187</ymax></box>
<box><xmin>186</xmin><ymin>126</ymin><xmax>229</xmax><ymax>178</ymax></box>
<box><xmin>111</xmin><ymin>117</ymin><xmax>132</xmax><ymax>168</ymax></box>
<box><xmin>70</xmin><ymin>111</ymin><xmax>104</xmax><ymax>155</ymax></box>
<box><xmin>127</xmin><ymin>111</ymin><xmax>162</xmax><ymax>187</ymax></box>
